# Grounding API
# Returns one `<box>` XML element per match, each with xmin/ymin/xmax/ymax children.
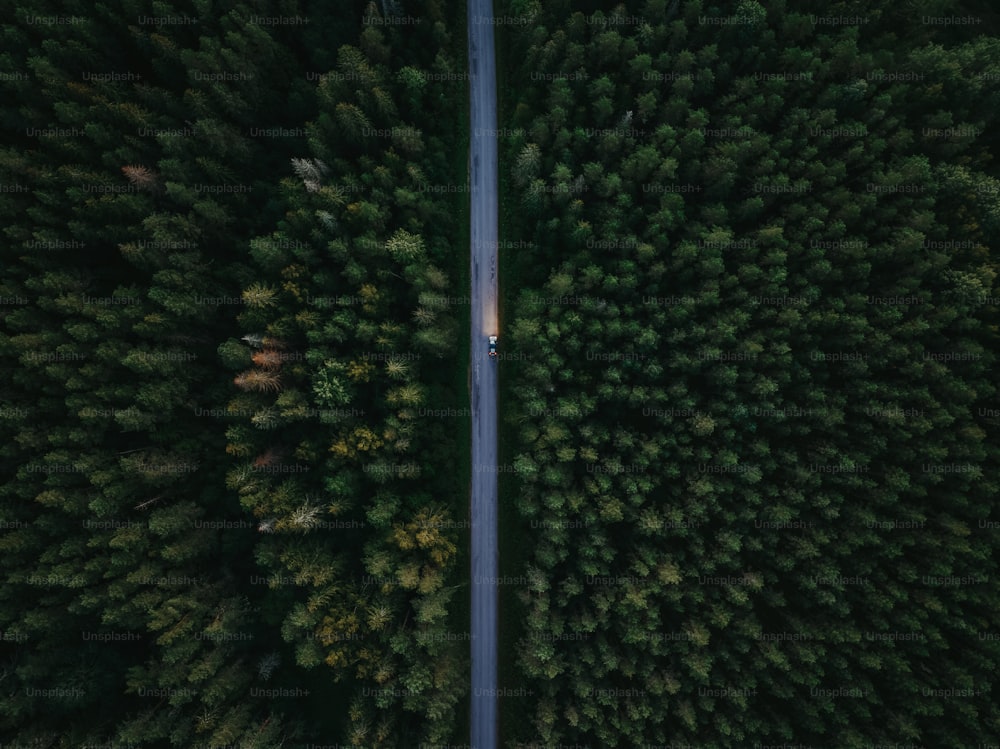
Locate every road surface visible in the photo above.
<box><xmin>467</xmin><ymin>0</ymin><xmax>499</xmax><ymax>745</ymax></box>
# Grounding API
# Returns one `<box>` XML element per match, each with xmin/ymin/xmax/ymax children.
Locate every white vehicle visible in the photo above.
<box><xmin>488</xmin><ymin>335</ymin><xmax>497</xmax><ymax>358</ymax></box>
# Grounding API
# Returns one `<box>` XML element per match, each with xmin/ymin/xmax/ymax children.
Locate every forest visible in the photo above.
<box><xmin>496</xmin><ymin>0</ymin><xmax>1000</xmax><ymax>746</ymax></box>
<box><xmin>2</xmin><ymin>0</ymin><xmax>1000</xmax><ymax>747</ymax></box>
<box><xmin>1</xmin><ymin>0</ymin><xmax>470</xmax><ymax>746</ymax></box>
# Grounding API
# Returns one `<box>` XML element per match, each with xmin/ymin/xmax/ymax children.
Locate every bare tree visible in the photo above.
<box><xmin>121</xmin><ymin>164</ymin><xmax>162</xmax><ymax>193</ymax></box>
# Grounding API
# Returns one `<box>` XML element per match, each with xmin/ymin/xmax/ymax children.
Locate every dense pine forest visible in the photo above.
<box><xmin>1</xmin><ymin>1</ymin><xmax>469</xmax><ymax>746</ymax></box>
<box><xmin>497</xmin><ymin>0</ymin><xmax>1000</xmax><ymax>747</ymax></box>
<box><xmin>2</xmin><ymin>0</ymin><xmax>1000</xmax><ymax>747</ymax></box>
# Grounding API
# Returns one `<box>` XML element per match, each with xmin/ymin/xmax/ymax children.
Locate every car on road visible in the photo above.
<box><xmin>488</xmin><ymin>335</ymin><xmax>497</xmax><ymax>358</ymax></box>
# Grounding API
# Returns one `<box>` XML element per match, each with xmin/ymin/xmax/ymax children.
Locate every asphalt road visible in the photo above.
<box><xmin>467</xmin><ymin>0</ymin><xmax>499</xmax><ymax>746</ymax></box>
